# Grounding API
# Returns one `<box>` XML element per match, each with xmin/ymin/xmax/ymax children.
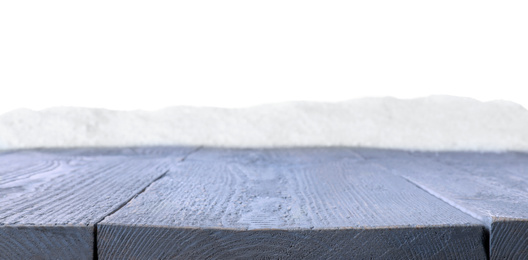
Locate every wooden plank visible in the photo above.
<box><xmin>99</xmin><ymin>152</ymin><xmax>486</xmax><ymax>259</ymax></box>
<box><xmin>0</xmin><ymin>147</ymin><xmax>196</xmax><ymax>259</ymax></box>
<box><xmin>356</xmin><ymin>149</ymin><xmax>528</xmax><ymax>259</ymax></box>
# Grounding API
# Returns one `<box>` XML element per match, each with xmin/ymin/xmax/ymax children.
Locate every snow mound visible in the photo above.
<box><xmin>1</xmin><ymin>96</ymin><xmax>528</xmax><ymax>151</ymax></box>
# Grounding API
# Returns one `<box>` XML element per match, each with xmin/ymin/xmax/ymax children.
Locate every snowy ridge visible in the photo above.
<box><xmin>1</xmin><ymin>96</ymin><xmax>528</xmax><ymax>151</ymax></box>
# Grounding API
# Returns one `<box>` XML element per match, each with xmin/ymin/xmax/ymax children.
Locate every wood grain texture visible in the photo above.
<box><xmin>0</xmin><ymin>226</ymin><xmax>92</xmax><ymax>260</ymax></box>
<box><xmin>357</xmin><ymin>149</ymin><xmax>528</xmax><ymax>259</ymax></box>
<box><xmin>99</xmin><ymin>151</ymin><xmax>486</xmax><ymax>259</ymax></box>
<box><xmin>0</xmin><ymin>147</ymin><xmax>196</xmax><ymax>259</ymax></box>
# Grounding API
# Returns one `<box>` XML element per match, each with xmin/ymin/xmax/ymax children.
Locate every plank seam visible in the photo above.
<box><xmin>398</xmin><ymin>175</ymin><xmax>491</xmax><ymax>259</ymax></box>
<box><xmin>403</xmin><ymin>175</ymin><xmax>488</xmax><ymax>226</ymax></box>
<box><xmin>357</xmin><ymin>152</ymin><xmax>493</xmax><ymax>227</ymax></box>
<box><xmin>91</xmin><ymin>146</ymin><xmax>203</xmax><ymax>259</ymax></box>
<box><xmin>93</xmin><ymin>225</ymin><xmax>98</xmax><ymax>260</ymax></box>
<box><xmin>407</xmin><ymin>153</ymin><xmax>497</xmax><ymax>225</ymax></box>
<box><xmin>401</xmin><ymin>153</ymin><xmax>501</xmax><ymax>259</ymax></box>
<box><xmin>93</xmin><ymin>146</ymin><xmax>203</xmax><ymax>224</ymax></box>
<box><xmin>367</xmin><ymin>155</ymin><xmax>491</xmax><ymax>259</ymax></box>
<box><xmin>354</xmin><ymin>151</ymin><xmax>491</xmax><ymax>258</ymax></box>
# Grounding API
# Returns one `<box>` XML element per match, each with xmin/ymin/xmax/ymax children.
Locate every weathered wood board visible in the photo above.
<box><xmin>99</xmin><ymin>151</ymin><xmax>486</xmax><ymax>259</ymax></box>
<box><xmin>6</xmin><ymin>147</ymin><xmax>527</xmax><ymax>259</ymax></box>
<box><xmin>0</xmin><ymin>147</ymin><xmax>197</xmax><ymax>259</ymax></box>
<box><xmin>356</xmin><ymin>149</ymin><xmax>528</xmax><ymax>259</ymax></box>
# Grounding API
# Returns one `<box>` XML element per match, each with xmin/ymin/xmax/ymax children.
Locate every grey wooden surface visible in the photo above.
<box><xmin>356</xmin><ymin>149</ymin><xmax>528</xmax><ymax>259</ymax></box>
<box><xmin>3</xmin><ymin>147</ymin><xmax>528</xmax><ymax>259</ymax></box>
<box><xmin>99</xmin><ymin>150</ymin><xmax>486</xmax><ymax>259</ymax></box>
<box><xmin>0</xmin><ymin>147</ymin><xmax>197</xmax><ymax>259</ymax></box>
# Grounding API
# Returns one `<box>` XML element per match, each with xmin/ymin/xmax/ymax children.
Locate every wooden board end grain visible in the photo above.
<box><xmin>98</xmin><ymin>224</ymin><xmax>485</xmax><ymax>259</ymax></box>
<box><xmin>0</xmin><ymin>225</ymin><xmax>92</xmax><ymax>260</ymax></box>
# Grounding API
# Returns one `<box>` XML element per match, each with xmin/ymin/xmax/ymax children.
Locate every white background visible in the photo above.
<box><xmin>1</xmin><ymin>0</ymin><xmax>527</xmax><ymax>113</ymax></box>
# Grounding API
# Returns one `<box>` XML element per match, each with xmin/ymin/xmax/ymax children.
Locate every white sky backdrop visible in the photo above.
<box><xmin>1</xmin><ymin>0</ymin><xmax>527</xmax><ymax>113</ymax></box>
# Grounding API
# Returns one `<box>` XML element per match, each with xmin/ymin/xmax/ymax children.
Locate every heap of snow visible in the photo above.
<box><xmin>1</xmin><ymin>96</ymin><xmax>528</xmax><ymax>151</ymax></box>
